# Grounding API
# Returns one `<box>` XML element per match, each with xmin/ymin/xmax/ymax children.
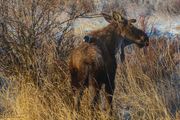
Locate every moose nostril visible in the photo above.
<box><xmin>146</xmin><ymin>42</ymin><xmax>149</xmax><ymax>46</ymax></box>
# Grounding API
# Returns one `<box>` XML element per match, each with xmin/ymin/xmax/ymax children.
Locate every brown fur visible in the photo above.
<box><xmin>69</xmin><ymin>11</ymin><xmax>149</xmax><ymax>113</ymax></box>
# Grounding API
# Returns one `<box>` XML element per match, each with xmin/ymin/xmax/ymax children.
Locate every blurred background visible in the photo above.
<box><xmin>74</xmin><ymin>0</ymin><xmax>180</xmax><ymax>37</ymax></box>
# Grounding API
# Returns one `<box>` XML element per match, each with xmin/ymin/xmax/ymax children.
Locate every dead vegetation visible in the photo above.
<box><xmin>0</xmin><ymin>0</ymin><xmax>179</xmax><ymax>120</ymax></box>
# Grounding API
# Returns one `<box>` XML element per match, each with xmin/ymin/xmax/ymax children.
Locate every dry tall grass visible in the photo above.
<box><xmin>0</xmin><ymin>37</ymin><xmax>179</xmax><ymax>120</ymax></box>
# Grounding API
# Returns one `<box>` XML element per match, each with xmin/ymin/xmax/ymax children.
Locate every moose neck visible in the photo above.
<box><xmin>89</xmin><ymin>23</ymin><xmax>120</xmax><ymax>56</ymax></box>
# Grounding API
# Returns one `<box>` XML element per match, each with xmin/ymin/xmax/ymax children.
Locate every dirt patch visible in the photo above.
<box><xmin>175</xmin><ymin>26</ymin><xmax>180</xmax><ymax>30</ymax></box>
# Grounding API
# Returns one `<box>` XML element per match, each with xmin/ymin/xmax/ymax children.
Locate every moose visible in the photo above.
<box><xmin>69</xmin><ymin>11</ymin><xmax>149</xmax><ymax>113</ymax></box>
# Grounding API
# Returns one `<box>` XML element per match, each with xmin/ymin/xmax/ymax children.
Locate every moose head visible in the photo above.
<box><xmin>102</xmin><ymin>11</ymin><xmax>149</xmax><ymax>48</ymax></box>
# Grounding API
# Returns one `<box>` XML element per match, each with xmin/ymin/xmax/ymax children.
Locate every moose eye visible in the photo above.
<box><xmin>129</xmin><ymin>24</ymin><xmax>133</xmax><ymax>27</ymax></box>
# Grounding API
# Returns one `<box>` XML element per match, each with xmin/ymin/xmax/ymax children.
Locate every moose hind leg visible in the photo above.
<box><xmin>89</xmin><ymin>86</ymin><xmax>100</xmax><ymax>110</ymax></box>
<box><xmin>70</xmin><ymin>68</ymin><xmax>86</xmax><ymax>112</ymax></box>
<box><xmin>73</xmin><ymin>88</ymin><xmax>84</xmax><ymax>112</ymax></box>
<box><xmin>89</xmin><ymin>78</ymin><xmax>102</xmax><ymax>110</ymax></box>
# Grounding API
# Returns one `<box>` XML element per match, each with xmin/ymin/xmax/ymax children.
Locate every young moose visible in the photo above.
<box><xmin>69</xmin><ymin>11</ymin><xmax>149</xmax><ymax>112</ymax></box>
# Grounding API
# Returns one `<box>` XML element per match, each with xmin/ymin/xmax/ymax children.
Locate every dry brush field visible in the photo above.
<box><xmin>0</xmin><ymin>0</ymin><xmax>180</xmax><ymax>120</ymax></box>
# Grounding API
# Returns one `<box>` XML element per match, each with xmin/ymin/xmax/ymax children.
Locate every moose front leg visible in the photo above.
<box><xmin>105</xmin><ymin>80</ymin><xmax>115</xmax><ymax>115</ymax></box>
<box><xmin>120</xmin><ymin>46</ymin><xmax>125</xmax><ymax>63</ymax></box>
<box><xmin>104</xmin><ymin>62</ymin><xmax>116</xmax><ymax>115</ymax></box>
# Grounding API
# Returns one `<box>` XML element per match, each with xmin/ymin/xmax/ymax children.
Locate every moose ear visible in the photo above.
<box><xmin>128</xmin><ymin>19</ymin><xmax>136</xmax><ymax>23</ymax></box>
<box><xmin>112</xmin><ymin>11</ymin><xmax>124</xmax><ymax>22</ymax></box>
<box><xmin>102</xmin><ymin>12</ymin><xmax>112</xmax><ymax>23</ymax></box>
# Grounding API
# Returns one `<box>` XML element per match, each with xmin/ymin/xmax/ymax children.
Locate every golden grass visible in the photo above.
<box><xmin>0</xmin><ymin>38</ymin><xmax>179</xmax><ymax>120</ymax></box>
